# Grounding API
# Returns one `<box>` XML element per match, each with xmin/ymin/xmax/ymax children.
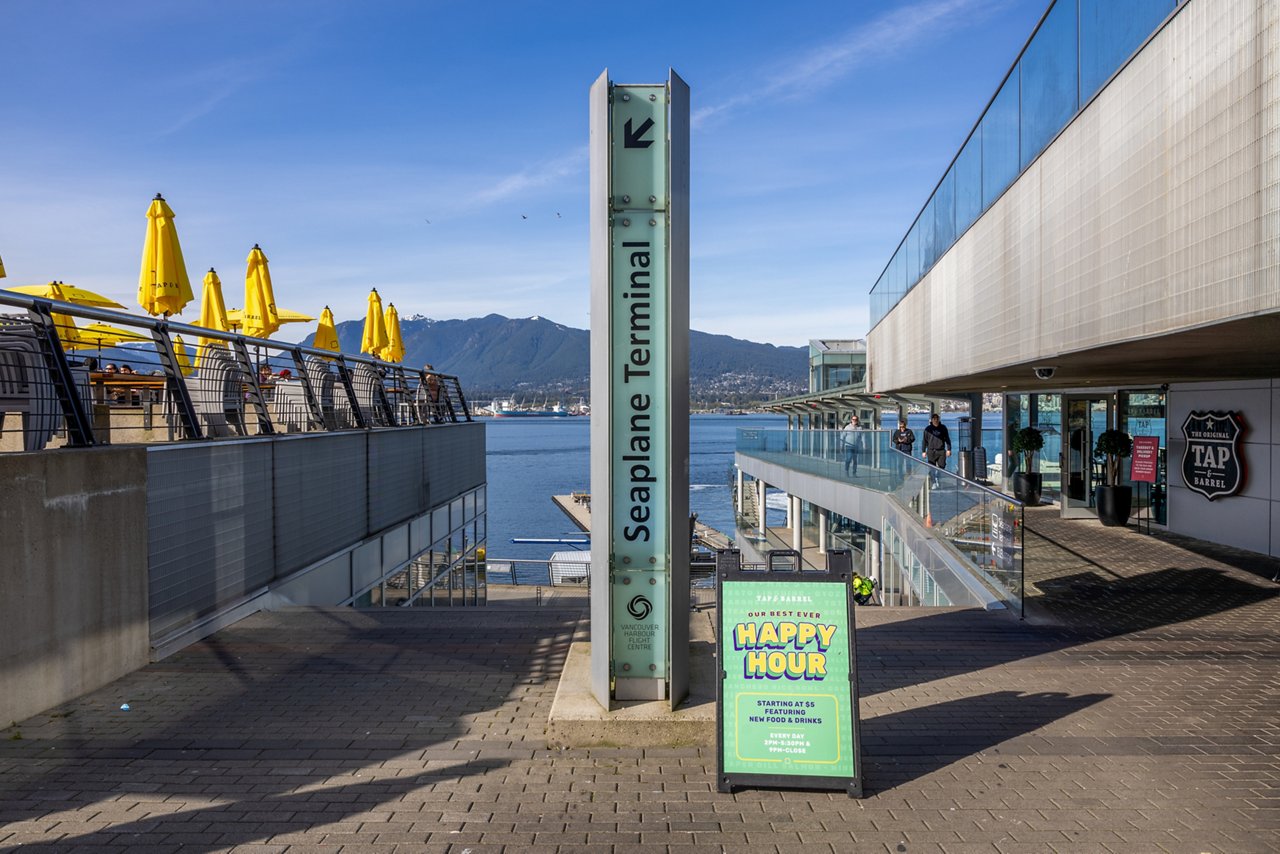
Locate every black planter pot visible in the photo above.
<box><xmin>1012</xmin><ymin>472</ymin><xmax>1042</xmax><ymax>506</ymax></box>
<box><xmin>1096</xmin><ymin>485</ymin><xmax>1133</xmax><ymax>527</ymax></box>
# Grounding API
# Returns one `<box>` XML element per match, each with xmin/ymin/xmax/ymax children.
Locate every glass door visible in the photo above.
<box><xmin>1062</xmin><ymin>396</ymin><xmax>1111</xmax><ymax>518</ymax></box>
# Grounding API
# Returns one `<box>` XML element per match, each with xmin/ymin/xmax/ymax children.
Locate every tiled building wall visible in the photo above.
<box><xmin>1168</xmin><ymin>379</ymin><xmax>1280</xmax><ymax>558</ymax></box>
<box><xmin>867</xmin><ymin>0</ymin><xmax>1279</xmax><ymax>391</ymax></box>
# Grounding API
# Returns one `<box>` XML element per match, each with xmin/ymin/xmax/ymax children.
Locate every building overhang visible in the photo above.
<box><xmin>879</xmin><ymin>313</ymin><xmax>1280</xmax><ymax>396</ymax></box>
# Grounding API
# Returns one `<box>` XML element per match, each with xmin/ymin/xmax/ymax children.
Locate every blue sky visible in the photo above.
<box><xmin>0</xmin><ymin>0</ymin><xmax>1047</xmax><ymax>346</ymax></box>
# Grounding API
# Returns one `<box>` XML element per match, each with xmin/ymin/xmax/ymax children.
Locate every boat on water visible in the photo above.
<box><xmin>488</xmin><ymin>397</ymin><xmax>571</xmax><ymax>418</ymax></box>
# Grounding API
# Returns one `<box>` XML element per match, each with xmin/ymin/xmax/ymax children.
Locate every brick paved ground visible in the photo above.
<box><xmin>2</xmin><ymin>515</ymin><xmax>1279</xmax><ymax>853</ymax></box>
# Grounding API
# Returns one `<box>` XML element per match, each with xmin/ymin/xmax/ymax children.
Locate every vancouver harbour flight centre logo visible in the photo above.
<box><xmin>627</xmin><ymin>595</ymin><xmax>652</xmax><ymax>621</ymax></box>
<box><xmin>1181</xmin><ymin>410</ymin><xmax>1245</xmax><ymax>501</ymax></box>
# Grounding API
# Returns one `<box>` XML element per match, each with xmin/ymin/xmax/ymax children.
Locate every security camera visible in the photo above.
<box><xmin>1033</xmin><ymin>366</ymin><xmax>1057</xmax><ymax>380</ymax></box>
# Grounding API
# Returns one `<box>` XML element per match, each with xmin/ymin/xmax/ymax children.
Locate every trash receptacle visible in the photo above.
<box><xmin>958</xmin><ymin>448</ymin><xmax>975</xmax><ymax>480</ymax></box>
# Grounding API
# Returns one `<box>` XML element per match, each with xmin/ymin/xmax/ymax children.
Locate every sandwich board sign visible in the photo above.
<box><xmin>716</xmin><ymin>549</ymin><xmax>863</xmax><ymax>797</ymax></box>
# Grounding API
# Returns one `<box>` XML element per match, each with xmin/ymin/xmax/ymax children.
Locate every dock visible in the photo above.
<box><xmin>552</xmin><ymin>493</ymin><xmax>734</xmax><ymax>550</ymax></box>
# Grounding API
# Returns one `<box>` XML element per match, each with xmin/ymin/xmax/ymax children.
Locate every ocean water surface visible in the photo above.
<box><xmin>483</xmin><ymin>413</ymin><xmax>783</xmax><ymax>565</ymax></box>
<box><xmin>482</xmin><ymin>410</ymin><xmax>1003</xmax><ymax>569</ymax></box>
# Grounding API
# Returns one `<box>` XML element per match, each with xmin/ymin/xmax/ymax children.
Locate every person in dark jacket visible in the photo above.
<box><xmin>921</xmin><ymin>413</ymin><xmax>952</xmax><ymax>486</ymax></box>
<box><xmin>891</xmin><ymin>419</ymin><xmax>915</xmax><ymax>478</ymax></box>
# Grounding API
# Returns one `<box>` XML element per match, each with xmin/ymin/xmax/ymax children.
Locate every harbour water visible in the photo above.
<box><xmin>483</xmin><ymin>410</ymin><xmax>1004</xmax><ymax>575</ymax></box>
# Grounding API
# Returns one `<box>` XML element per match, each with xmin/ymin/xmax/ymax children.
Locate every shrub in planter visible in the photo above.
<box><xmin>1009</xmin><ymin>426</ymin><xmax>1044</xmax><ymax>505</ymax></box>
<box><xmin>1094</xmin><ymin>429</ymin><xmax>1134</xmax><ymax>527</ymax></box>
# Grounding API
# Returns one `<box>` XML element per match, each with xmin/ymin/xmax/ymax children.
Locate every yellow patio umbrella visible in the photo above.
<box><xmin>0</xmin><ymin>252</ymin><xmax>6</xmax><ymax>278</ymax></box>
<box><xmin>173</xmin><ymin>334</ymin><xmax>194</xmax><ymax>376</ymax></box>
<box><xmin>360</xmin><ymin>288</ymin><xmax>388</xmax><ymax>356</ymax></box>
<box><xmin>194</xmin><ymin>268</ymin><xmax>230</xmax><ymax>372</ymax></box>
<box><xmin>226</xmin><ymin>306</ymin><xmax>314</xmax><ymax>327</ymax></box>
<box><xmin>71</xmin><ymin>323</ymin><xmax>150</xmax><ymax>349</ymax></box>
<box><xmin>242</xmin><ymin>244</ymin><xmax>280</xmax><ymax>338</ymax></box>
<box><xmin>381</xmin><ymin>303</ymin><xmax>405</xmax><ymax>363</ymax></box>
<box><xmin>137</xmin><ymin>194</ymin><xmax>194</xmax><ymax>316</ymax></box>
<box><xmin>313</xmin><ymin>305</ymin><xmax>340</xmax><ymax>353</ymax></box>
<box><xmin>6</xmin><ymin>281</ymin><xmax>126</xmax><ymax>309</ymax></box>
<box><xmin>46</xmin><ymin>281</ymin><xmax>83</xmax><ymax>350</ymax></box>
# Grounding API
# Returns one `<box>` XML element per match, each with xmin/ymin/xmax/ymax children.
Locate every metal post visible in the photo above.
<box><xmin>289</xmin><ymin>347</ymin><xmax>325</xmax><ymax>430</ymax></box>
<box><xmin>791</xmin><ymin>496</ymin><xmax>802</xmax><ymax>553</ymax></box>
<box><xmin>27</xmin><ymin>303</ymin><xmax>97</xmax><ymax>446</ymax></box>
<box><xmin>334</xmin><ymin>355</ymin><xmax>367</xmax><ymax>429</ymax></box>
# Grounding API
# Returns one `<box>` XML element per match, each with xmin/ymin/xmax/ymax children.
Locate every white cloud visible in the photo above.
<box><xmin>468</xmin><ymin>146</ymin><xmax>588</xmax><ymax>208</ymax></box>
<box><xmin>693</xmin><ymin>0</ymin><xmax>1009</xmax><ymax>127</ymax></box>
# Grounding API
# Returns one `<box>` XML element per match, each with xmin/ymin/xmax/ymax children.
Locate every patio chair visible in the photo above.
<box><xmin>192</xmin><ymin>346</ymin><xmax>247</xmax><ymax>437</ymax></box>
<box><xmin>0</xmin><ymin>332</ymin><xmax>59</xmax><ymax>451</ymax></box>
<box><xmin>302</xmin><ymin>357</ymin><xmax>339</xmax><ymax>429</ymax></box>
<box><xmin>351</xmin><ymin>363</ymin><xmax>388</xmax><ymax>427</ymax></box>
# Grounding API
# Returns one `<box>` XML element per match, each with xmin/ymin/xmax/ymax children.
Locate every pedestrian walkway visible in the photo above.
<box><xmin>3</xmin><ymin>530</ymin><xmax>1279</xmax><ymax>851</ymax></box>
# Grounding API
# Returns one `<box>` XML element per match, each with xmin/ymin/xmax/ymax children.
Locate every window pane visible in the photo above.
<box><xmin>1080</xmin><ymin>0</ymin><xmax>1173</xmax><ymax>101</ymax></box>
<box><xmin>1020</xmin><ymin>0</ymin><xmax>1078</xmax><ymax>169</ymax></box>
<box><xmin>955</xmin><ymin>134</ymin><xmax>982</xmax><ymax>235</ymax></box>
<box><xmin>934</xmin><ymin>166</ymin><xmax>956</xmax><ymax>255</ymax></box>
<box><xmin>919</xmin><ymin>196</ymin><xmax>937</xmax><ymax>275</ymax></box>
<box><xmin>904</xmin><ymin>221</ymin><xmax>920</xmax><ymax>287</ymax></box>
<box><xmin>982</xmin><ymin>71</ymin><xmax>1020</xmax><ymax>208</ymax></box>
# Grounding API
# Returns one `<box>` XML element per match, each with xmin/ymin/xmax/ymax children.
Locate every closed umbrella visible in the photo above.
<box><xmin>6</xmin><ymin>281</ymin><xmax>126</xmax><ymax>309</ymax></box>
<box><xmin>0</xmin><ymin>252</ymin><xmax>5</xmax><ymax>278</ymax></box>
<box><xmin>243</xmin><ymin>244</ymin><xmax>280</xmax><ymax>338</ymax></box>
<box><xmin>194</xmin><ymin>268</ymin><xmax>230</xmax><ymax>372</ymax></box>
<box><xmin>137</xmin><ymin>194</ymin><xmax>194</xmax><ymax>316</ymax></box>
<box><xmin>381</xmin><ymin>303</ymin><xmax>405</xmax><ymax>363</ymax></box>
<box><xmin>360</xmin><ymin>288</ymin><xmax>388</xmax><ymax>356</ymax></box>
<box><xmin>313</xmin><ymin>305</ymin><xmax>340</xmax><ymax>353</ymax></box>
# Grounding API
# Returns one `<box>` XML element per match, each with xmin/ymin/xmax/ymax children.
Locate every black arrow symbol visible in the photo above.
<box><xmin>624</xmin><ymin>117</ymin><xmax>655</xmax><ymax>149</ymax></box>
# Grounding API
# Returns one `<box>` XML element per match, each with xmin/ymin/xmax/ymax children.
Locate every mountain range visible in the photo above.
<box><xmin>329</xmin><ymin>314</ymin><xmax>807</xmax><ymax>401</ymax></box>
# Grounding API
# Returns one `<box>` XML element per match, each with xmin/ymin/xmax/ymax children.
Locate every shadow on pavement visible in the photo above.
<box><xmin>0</xmin><ymin>606</ymin><xmax>585</xmax><ymax>851</ymax></box>
<box><xmin>860</xmin><ymin>690</ymin><xmax>1109</xmax><ymax>792</ymax></box>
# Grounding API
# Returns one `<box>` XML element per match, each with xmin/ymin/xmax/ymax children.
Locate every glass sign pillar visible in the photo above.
<box><xmin>589</xmin><ymin>69</ymin><xmax>690</xmax><ymax>708</ymax></box>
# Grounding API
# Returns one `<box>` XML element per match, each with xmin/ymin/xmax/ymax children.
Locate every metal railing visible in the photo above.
<box><xmin>0</xmin><ymin>292</ymin><xmax>471</xmax><ymax>452</ymax></box>
<box><xmin>737</xmin><ymin>428</ymin><xmax>1024</xmax><ymax>614</ymax></box>
<box><xmin>485</xmin><ymin>554</ymin><xmax>721</xmax><ymax>611</ymax></box>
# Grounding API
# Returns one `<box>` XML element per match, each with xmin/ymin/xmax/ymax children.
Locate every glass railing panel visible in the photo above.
<box><xmin>737</xmin><ymin>429</ymin><xmax>1024</xmax><ymax>614</ymax></box>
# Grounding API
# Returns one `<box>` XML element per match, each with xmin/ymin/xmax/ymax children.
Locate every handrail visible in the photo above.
<box><xmin>752</xmin><ymin>427</ymin><xmax>1023</xmax><ymax>506</ymax></box>
<box><xmin>0</xmin><ymin>290</ymin><xmax>472</xmax><ymax>450</ymax></box>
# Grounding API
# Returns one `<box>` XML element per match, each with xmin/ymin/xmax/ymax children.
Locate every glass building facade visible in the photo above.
<box><xmin>868</xmin><ymin>0</ymin><xmax>1182</xmax><ymax>328</ymax></box>
<box><xmin>808</xmin><ymin>339</ymin><xmax>867</xmax><ymax>393</ymax></box>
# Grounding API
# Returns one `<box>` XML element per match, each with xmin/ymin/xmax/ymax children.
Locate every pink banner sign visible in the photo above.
<box><xmin>1131</xmin><ymin>436</ymin><xmax>1159</xmax><ymax>483</ymax></box>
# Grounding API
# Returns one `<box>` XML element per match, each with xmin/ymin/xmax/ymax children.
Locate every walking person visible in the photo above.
<box><xmin>891</xmin><ymin>418</ymin><xmax>915</xmax><ymax>479</ymax></box>
<box><xmin>921</xmin><ymin>413</ymin><xmax>952</xmax><ymax>487</ymax></box>
<box><xmin>841</xmin><ymin>414</ymin><xmax>866</xmax><ymax>477</ymax></box>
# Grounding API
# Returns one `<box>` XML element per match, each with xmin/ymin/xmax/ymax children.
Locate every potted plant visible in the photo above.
<box><xmin>1094</xmin><ymin>429</ymin><xmax>1134</xmax><ymax>527</ymax></box>
<box><xmin>1008</xmin><ymin>426</ymin><xmax>1044</xmax><ymax>505</ymax></box>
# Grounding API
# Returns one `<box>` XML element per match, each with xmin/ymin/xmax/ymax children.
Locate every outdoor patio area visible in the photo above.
<box><xmin>2</xmin><ymin>515</ymin><xmax>1278</xmax><ymax>852</ymax></box>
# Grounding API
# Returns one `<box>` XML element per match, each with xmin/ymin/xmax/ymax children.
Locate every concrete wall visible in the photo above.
<box><xmin>0</xmin><ymin>421</ymin><xmax>487</xmax><ymax>725</ymax></box>
<box><xmin>0</xmin><ymin>447</ymin><xmax>150</xmax><ymax>727</ymax></box>
<box><xmin>1168</xmin><ymin>379</ymin><xmax>1279</xmax><ymax>557</ymax></box>
<box><xmin>867</xmin><ymin>0</ymin><xmax>1279</xmax><ymax>390</ymax></box>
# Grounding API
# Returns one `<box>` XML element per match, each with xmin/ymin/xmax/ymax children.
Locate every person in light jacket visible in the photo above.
<box><xmin>841</xmin><ymin>414</ymin><xmax>867</xmax><ymax>476</ymax></box>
